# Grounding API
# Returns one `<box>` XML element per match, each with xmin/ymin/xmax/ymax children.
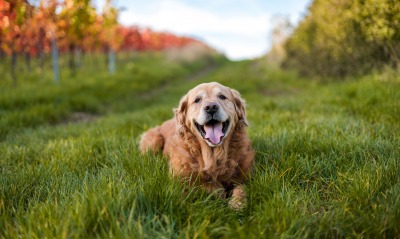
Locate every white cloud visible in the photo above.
<box><xmin>95</xmin><ymin>0</ymin><xmax>311</xmax><ymax>60</ymax></box>
<box><xmin>119</xmin><ymin>1</ymin><xmax>271</xmax><ymax>60</ymax></box>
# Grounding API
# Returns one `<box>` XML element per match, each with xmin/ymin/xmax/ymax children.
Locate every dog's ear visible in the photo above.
<box><xmin>230</xmin><ymin>88</ymin><xmax>249</xmax><ymax>126</ymax></box>
<box><xmin>174</xmin><ymin>93</ymin><xmax>188</xmax><ymax>127</ymax></box>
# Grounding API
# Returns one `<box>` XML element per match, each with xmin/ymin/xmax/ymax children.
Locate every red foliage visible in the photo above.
<box><xmin>118</xmin><ymin>26</ymin><xmax>201</xmax><ymax>52</ymax></box>
<box><xmin>0</xmin><ymin>1</ymin><xmax>203</xmax><ymax>56</ymax></box>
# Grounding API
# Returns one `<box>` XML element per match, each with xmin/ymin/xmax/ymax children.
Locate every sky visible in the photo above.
<box><xmin>95</xmin><ymin>0</ymin><xmax>312</xmax><ymax>60</ymax></box>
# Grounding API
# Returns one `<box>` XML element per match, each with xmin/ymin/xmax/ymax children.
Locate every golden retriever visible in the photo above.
<box><xmin>139</xmin><ymin>82</ymin><xmax>254</xmax><ymax>209</ymax></box>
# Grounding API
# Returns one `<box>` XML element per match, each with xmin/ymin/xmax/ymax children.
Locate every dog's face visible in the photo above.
<box><xmin>175</xmin><ymin>82</ymin><xmax>248</xmax><ymax>147</ymax></box>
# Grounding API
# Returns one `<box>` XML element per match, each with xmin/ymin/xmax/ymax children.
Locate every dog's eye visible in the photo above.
<box><xmin>218</xmin><ymin>94</ymin><xmax>227</xmax><ymax>100</ymax></box>
<box><xmin>194</xmin><ymin>97</ymin><xmax>201</xmax><ymax>103</ymax></box>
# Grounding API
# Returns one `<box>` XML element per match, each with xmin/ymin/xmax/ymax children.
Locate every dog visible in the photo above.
<box><xmin>139</xmin><ymin>82</ymin><xmax>254</xmax><ymax>209</ymax></box>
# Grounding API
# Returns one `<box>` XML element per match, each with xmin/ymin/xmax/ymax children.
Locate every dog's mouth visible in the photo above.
<box><xmin>195</xmin><ymin>119</ymin><xmax>229</xmax><ymax>146</ymax></box>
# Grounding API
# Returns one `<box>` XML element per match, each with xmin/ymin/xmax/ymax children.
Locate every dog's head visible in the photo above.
<box><xmin>175</xmin><ymin>82</ymin><xmax>248</xmax><ymax>147</ymax></box>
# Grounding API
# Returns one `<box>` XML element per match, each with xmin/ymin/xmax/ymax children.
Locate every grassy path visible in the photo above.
<box><xmin>1</xmin><ymin>56</ymin><xmax>400</xmax><ymax>238</ymax></box>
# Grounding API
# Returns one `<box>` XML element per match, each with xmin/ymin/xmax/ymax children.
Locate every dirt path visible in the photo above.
<box><xmin>56</xmin><ymin>64</ymin><xmax>220</xmax><ymax>126</ymax></box>
<box><xmin>138</xmin><ymin>63</ymin><xmax>219</xmax><ymax>100</ymax></box>
<box><xmin>184</xmin><ymin>63</ymin><xmax>219</xmax><ymax>81</ymax></box>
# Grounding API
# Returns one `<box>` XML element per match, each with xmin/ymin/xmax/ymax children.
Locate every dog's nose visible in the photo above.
<box><xmin>204</xmin><ymin>102</ymin><xmax>219</xmax><ymax>114</ymax></box>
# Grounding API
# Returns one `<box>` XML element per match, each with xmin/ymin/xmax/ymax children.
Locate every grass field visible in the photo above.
<box><xmin>1</xmin><ymin>53</ymin><xmax>400</xmax><ymax>238</ymax></box>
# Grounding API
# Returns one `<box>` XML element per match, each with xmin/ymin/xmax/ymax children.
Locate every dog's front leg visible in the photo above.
<box><xmin>228</xmin><ymin>184</ymin><xmax>246</xmax><ymax>210</ymax></box>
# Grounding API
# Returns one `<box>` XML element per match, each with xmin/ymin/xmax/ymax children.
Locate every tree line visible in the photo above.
<box><xmin>0</xmin><ymin>0</ymin><xmax>202</xmax><ymax>85</ymax></box>
<box><xmin>282</xmin><ymin>0</ymin><xmax>400</xmax><ymax>78</ymax></box>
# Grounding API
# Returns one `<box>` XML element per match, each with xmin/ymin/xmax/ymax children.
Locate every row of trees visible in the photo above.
<box><xmin>282</xmin><ymin>0</ymin><xmax>400</xmax><ymax>78</ymax></box>
<box><xmin>0</xmin><ymin>0</ymin><xmax>201</xmax><ymax>85</ymax></box>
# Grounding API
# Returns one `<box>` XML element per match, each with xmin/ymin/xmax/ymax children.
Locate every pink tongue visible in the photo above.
<box><xmin>204</xmin><ymin>122</ymin><xmax>224</xmax><ymax>145</ymax></box>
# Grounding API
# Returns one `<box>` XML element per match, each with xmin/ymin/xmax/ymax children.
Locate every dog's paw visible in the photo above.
<box><xmin>228</xmin><ymin>185</ymin><xmax>247</xmax><ymax>210</ymax></box>
<box><xmin>228</xmin><ymin>197</ymin><xmax>246</xmax><ymax>210</ymax></box>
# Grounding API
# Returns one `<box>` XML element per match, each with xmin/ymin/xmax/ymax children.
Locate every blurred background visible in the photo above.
<box><xmin>1</xmin><ymin>0</ymin><xmax>399</xmax><ymax>86</ymax></box>
<box><xmin>111</xmin><ymin>0</ymin><xmax>311</xmax><ymax>60</ymax></box>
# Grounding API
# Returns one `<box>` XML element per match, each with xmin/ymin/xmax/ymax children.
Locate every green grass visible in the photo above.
<box><xmin>1</xmin><ymin>53</ymin><xmax>399</xmax><ymax>238</ymax></box>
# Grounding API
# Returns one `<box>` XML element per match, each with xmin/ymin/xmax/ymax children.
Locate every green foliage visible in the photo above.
<box><xmin>1</xmin><ymin>55</ymin><xmax>399</xmax><ymax>238</ymax></box>
<box><xmin>283</xmin><ymin>0</ymin><xmax>400</xmax><ymax>78</ymax></box>
<box><xmin>59</xmin><ymin>0</ymin><xmax>97</xmax><ymax>45</ymax></box>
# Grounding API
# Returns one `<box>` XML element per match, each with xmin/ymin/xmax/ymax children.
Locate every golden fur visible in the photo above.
<box><xmin>139</xmin><ymin>82</ymin><xmax>254</xmax><ymax>209</ymax></box>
